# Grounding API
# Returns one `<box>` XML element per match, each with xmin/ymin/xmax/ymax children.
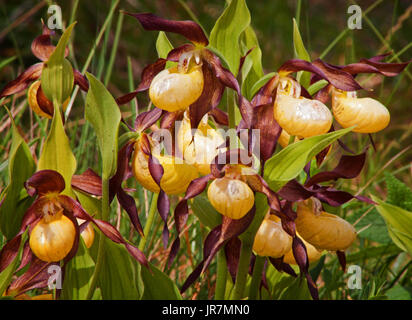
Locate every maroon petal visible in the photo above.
<box><xmin>148</xmin><ymin>153</ymin><xmax>170</xmax><ymax>248</ymax></box>
<box><xmin>0</xmin><ymin>235</ymin><xmax>23</xmax><ymax>273</ymax></box>
<box><xmin>244</xmin><ymin>173</ymin><xmax>282</xmax><ymax>213</ymax></box>
<box><xmin>250</xmin><ymin>103</ymin><xmax>282</xmax><ymax>166</ymax></box>
<box><xmin>251</xmin><ymin>75</ymin><xmax>279</xmax><ymax>107</ymax></box>
<box><xmin>181</xmin><ymin>207</ymin><xmax>255</xmax><ymax>293</ymax></box>
<box><xmin>31</xmin><ymin>30</ymin><xmax>55</xmax><ymax>62</ymax></box>
<box><xmin>0</xmin><ymin>63</ymin><xmax>43</xmax><ymax>98</ymax></box>
<box><xmin>315</xmin><ymin>145</ymin><xmax>331</xmax><ymax>167</ymax></box>
<box><xmin>109</xmin><ymin>141</ymin><xmax>134</xmax><ymax>202</ymax></box>
<box><xmin>135</xmin><ymin>107</ymin><xmax>164</xmax><ymax>132</ymax></box>
<box><xmin>224</xmin><ymin>237</ymin><xmax>241</xmax><ymax>283</ymax></box>
<box><xmin>124</xmin><ymin>12</ymin><xmax>208</xmax><ymax>46</ymax></box>
<box><xmin>313</xmin><ymin>84</ymin><xmax>331</xmax><ymax>104</ymax></box>
<box><xmin>61</xmin><ymin>209</ymin><xmax>81</xmax><ymax>264</ymax></box>
<box><xmin>311</xmin><ymin>59</ymin><xmax>363</xmax><ymax>91</ymax></box>
<box><xmin>188</xmin><ymin>63</ymin><xmax>225</xmax><ymax>130</ymax></box>
<box><xmin>167</xmin><ymin>175</ymin><xmax>212</xmax><ymax>266</ymax></box>
<box><xmin>355</xmin><ymin>56</ymin><xmax>410</xmax><ymax>77</ymax></box>
<box><xmin>71</xmin><ymin>168</ymin><xmax>102</xmax><ymax>197</ymax></box>
<box><xmin>25</xmin><ymin>170</ymin><xmax>65</xmax><ymax>197</ymax></box>
<box><xmin>278</xmin><ymin>179</ymin><xmax>315</xmax><ymax>202</ymax></box>
<box><xmin>204</xmin><ymin>49</ymin><xmax>254</xmax><ymax>127</ymax></box>
<box><xmin>36</xmin><ymin>83</ymin><xmax>54</xmax><ymax>116</ymax></box>
<box><xmin>117</xmin><ymin>188</ymin><xmax>144</xmax><ymax>237</ymax></box>
<box><xmin>305</xmin><ymin>153</ymin><xmax>366</xmax><ymax>187</ymax></box>
<box><xmin>166</xmin><ymin>44</ymin><xmax>196</xmax><ymax>62</ymax></box>
<box><xmin>336</xmin><ymin>250</ymin><xmax>346</xmax><ymax>272</ymax></box>
<box><xmin>208</xmin><ymin>107</ymin><xmax>229</xmax><ymax>126</ymax></box>
<box><xmin>292</xmin><ymin>236</ymin><xmax>319</xmax><ymax>300</ymax></box>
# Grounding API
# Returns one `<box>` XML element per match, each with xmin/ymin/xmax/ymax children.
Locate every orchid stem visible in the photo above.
<box><xmin>214</xmin><ymin>247</ymin><xmax>228</xmax><ymax>300</ymax></box>
<box><xmin>248</xmin><ymin>255</ymin><xmax>265</xmax><ymax>300</ymax></box>
<box><xmin>139</xmin><ymin>192</ymin><xmax>159</xmax><ymax>252</ymax></box>
<box><xmin>86</xmin><ymin>177</ymin><xmax>110</xmax><ymax>300</ymax></box>
<box><xmin>231</xmin><ymin>241</ymin><xmax>252</xmax><ymax>300</ymax></box>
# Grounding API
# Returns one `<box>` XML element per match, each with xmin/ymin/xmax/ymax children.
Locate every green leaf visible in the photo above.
<box><xmin>373</xmin><ymin>196</ymin><xmax>412</xmax><ymax>255</ymax></box>
<box><xmin>209</xmin><ymin>0</ymin><xmax>251</xmax><ymax>75</ymax></box>
<box><xmin>85</xmin><ymin>73</ymin><xmax>121</xmax><ymax>180</ymax></box>
<box><xmin>190</xmin><ymin>195</ymin><xmax>221</xmax><ymax>230</ymax></box>
<box><xmin>97</xmin><ymin>238</ymin><xmax>143</xmax><ymax>299</ymax></box>
<box><xmin>249</xmin><ymin>72</ymin><xmax>277</xmax><ymax>99</ymax></box>
<box><xmin>41</xmin><ymin>23</ymin><xmax>76</xmax><ymax>105</ymax></box>
<box><xmin>264</xmin><ymin>127</ymin><xmax>353</xmax><ymax>191</ymax></box>
<box><xmin>0</xmin><ymin>110</ymin><xmax>35</xmax><ymax>239</ymax></box>
<box><xmin>385</xmin><ymin>172</ymin><xmax>412</xmax><ymax>211</ymax></box>
<box><xmin>38</xmin><ymin>104</ymin><xmax>77</xmax><ymax>197</ymax></box>
<box><xmin>0</xmin><ymin>229</ymin><xmax>28</xmax><ymax>296</ymax></box>
<box><xmin>141</xmin><ymin>262</ymin><xmax>182</xmax><ymax>300</ymax></box>
<box><xmin>346</xmin><ymin>206</ymin><xmax>391</xmax><ymax>244</ymax></box>
<box><xmin>293</xmin><ymin>18</ymin><xmax>311</xmax><ymax>88</ymax></box>
<box><xmin>61</xmin><ymin>239</ymin><xmax>95</xmax><ymax>300</ymax></box>
<box><xmin>240</xmin><ymin>26</ymin><xmax>264</xmax><ymax>99</ymax></box>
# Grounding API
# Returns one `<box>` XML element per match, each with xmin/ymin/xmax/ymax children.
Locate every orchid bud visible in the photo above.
<box><xmin>332</xmin><ymin>88</ymin><xmax>390</xmax><ymax>133</ymax></box>
<box><xmin>274</xmin><ymin>77</ymin><xmax>332</xmax><ymax>138</ymax></box>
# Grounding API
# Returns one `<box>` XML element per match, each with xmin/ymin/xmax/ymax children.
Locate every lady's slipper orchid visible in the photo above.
<box><xmin>0</xmin><ymin>170</ymin><xmax>147</xmax><ymax>296</ymax></box>
<box><xmin>177</xmin><ymin>111</ymin><xmax>225</xmax><ymax>175</ymax></box>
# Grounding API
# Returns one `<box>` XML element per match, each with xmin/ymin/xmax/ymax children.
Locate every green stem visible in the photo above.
<box><xmin>86</xmin><ymin>178</ymin><xmax>110</xmax><ymax>300</ymax></box>
<box><xmin>248</xmin><ymin>255</ymin><xmax>265</xmax><ymax>300</ymax></box>
<box><xmin>214</xmin><ymin>249</ymin><xmax>228</xmax><ymax>300</ymax></box>
<box><xmin>231</xmin><ymin>241</ymin><xmax>253</xmax><ymax>300</ymax></box>
<box><xmin>138</xmin><ymin>192</ymin><xmax>159</xmax><ymax>252</ymax></box>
